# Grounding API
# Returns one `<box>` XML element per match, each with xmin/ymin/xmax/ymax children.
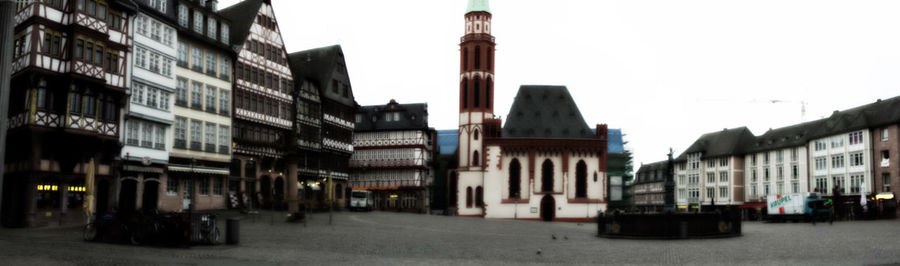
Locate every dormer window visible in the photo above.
<box><xmin>207</xmin><ymin>18</ymin><xmax>217</xmax><ymax>39</ymax></box>
<box><xmin>178</xmin><ymin>5</ymin><xmax>188</xmax><ymax>27</ymax></box>
<box><xmin>193</xmin><ymin>12</ymin><xmax>203</xmax><ymax>34</ymax></box>
<box><xmin>221</xmin><ymin>24</ymin><xmax>230</xmax><ymax>44</ymax></box>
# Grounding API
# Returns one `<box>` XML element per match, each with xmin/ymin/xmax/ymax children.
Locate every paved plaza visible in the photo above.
<box><xmin>1</xmin><ymin>211</ymin><xmax>900</xmax><ymax>265</ymax></box>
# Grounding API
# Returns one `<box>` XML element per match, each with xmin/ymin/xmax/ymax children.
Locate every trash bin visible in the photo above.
<box><xmin>226</xmin><ymin>218</ymin><xmax>240</xmax><ymax>245</ymax></box>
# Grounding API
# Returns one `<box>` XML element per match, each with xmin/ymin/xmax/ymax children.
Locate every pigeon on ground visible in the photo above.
<box><xmin>564</xmin><ymin>236</ymin><xmax>568</xmax><ymax>240</ymax></box>
<box><xmin>536</xmin><ymin>248</ymin><xmax>542</xmax><ymax>255</ymax></box>
<box><xmin>551</xmin><ymin>234</ymin><xmax>557</xmax><ymax>240</ymax></box>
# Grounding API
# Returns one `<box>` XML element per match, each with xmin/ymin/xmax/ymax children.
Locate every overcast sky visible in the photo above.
<box><xmin>221</xmin><ymin>0</ymin><xmax>900</xmax><ymax>168</ymax></box>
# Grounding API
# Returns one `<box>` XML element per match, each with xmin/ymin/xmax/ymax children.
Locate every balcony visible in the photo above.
<box><xmin>460</xmin><ymin>33</ymin><xmax>495</xmax><ymax>43</ymax></box>
<box><xmin>205</xmin><ymin>143</ymin><xmax>216</xmax><ymax>153</ymax></box>
<box><xmin>349</xmin><ymin>159</ymin><xmax>425</xmax><ymax>169</ymax></box>
<box><xmin>174</xmin><ymin>139</ymin><xmax>186</xmax><ymax>149</ymax></box>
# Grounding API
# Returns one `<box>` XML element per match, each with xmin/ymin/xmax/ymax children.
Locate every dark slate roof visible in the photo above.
<box><xmin>635</xmin><ymin>160</ymin><xmax>668</xmax><ymax>184</ymax></box>
<box><xmin>676</xmin><ymin>127</ymin><xmax>755</xmax><ymax>161</ymax></box>
<box><xmin>218</xmin><ymin>0</ymin><xmax>264</xmax><ymax>47</ymax></box>
<box><xmin>355</xmin><ymin>100</ymin><xmax>429</xmax><ymax>132</ymax></box>
<box><xmin>501</xmin><ymin>85</ymin><xmax>594</xmax><ymax>139</ymax></box>
<box><xmin>808</xmin><ymin>95</ymin><xmax>900</xmax><ymax>140</ymax></box>
<box><xmin>288</xmin><ymin>45</ymin><xmax>355</xmax><ymax>106</ymax></box>
<box><xmin>745</xmin><ymin>119</ymin><xmax>825</xmax><ymax>153</ymax></box>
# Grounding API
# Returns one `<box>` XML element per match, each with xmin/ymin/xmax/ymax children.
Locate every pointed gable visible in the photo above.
<box><xmin>217</xmin><ymin>0</ymin><xmax>264</xmax><ymax>48</ymax></box>
<box><xmin>502</xmin><ymin>85</ymin><xmax>594</xmax><ymax>139</ymax></box>
<box><xmin>288</xmin><ymin>45</ymin><xmax>355</xmax><ymax>106</ymax></box>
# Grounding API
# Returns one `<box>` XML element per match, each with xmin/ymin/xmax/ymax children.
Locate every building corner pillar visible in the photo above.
<box><xmin>287</xmin><ymin>162</ymin><xmax>299</xmax><ymax>213</ymax></box>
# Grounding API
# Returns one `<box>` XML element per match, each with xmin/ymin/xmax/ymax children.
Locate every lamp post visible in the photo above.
<box><xmin>328</xmin><ymin>172</ymin><xmax>333</xmax><ymax>225</ymax></box>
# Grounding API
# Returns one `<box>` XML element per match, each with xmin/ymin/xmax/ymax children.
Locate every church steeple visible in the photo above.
<box><xmin>466</xmin><ymin>0</ymin><xmax>490</xmax><ymax>14</ymax></box>
<box><xmin>458</xmin><ymin>0</ymin><xmax>495</xmax><ymax>169</ymax></box>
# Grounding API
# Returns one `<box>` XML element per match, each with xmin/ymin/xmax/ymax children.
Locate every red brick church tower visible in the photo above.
<box><xmin>457</xmin><ymin>0</ymin><xmax>495</xmax><ymax>215</ymax></box>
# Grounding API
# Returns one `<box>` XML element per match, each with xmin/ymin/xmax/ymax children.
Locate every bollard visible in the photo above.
<box><xmin>226</xmin><ymin>218</ymin><xmax>240</xmax><ymax>245</ymax></box>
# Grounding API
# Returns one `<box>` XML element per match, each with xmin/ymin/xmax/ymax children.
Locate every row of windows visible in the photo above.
<box><xmin>749</xmin><ymin>182</ymin><xmax>801</xmax><ymax>198</ymax></box>
<box><xmin>351</xmin><ymin>149</ymin><xmax>423</xmax><ymax>161</ymax></box>
<box><xmin>814</xmin><ymin>131</ymin><xmax>865</xmax><ymax>151</ymax></box>
<box><xmin>236</xmin><ymin>63</ymin><xmax>291</xmax><ymax>94</ymax></box>
<box><xmin>177</xmin><ymin>4</ymin><xmax>229</xmax><ymax>44</ymax></box>
<box><xmin>704</xmin><ymin>172</ymin><xmax>729</xmax><ymax>183</ymax></box>
<box><xmin>750</xmin><ymin>165</ymin><xmax>800</xmax><ymax>182</ymax></box>
<box><xmin>173</xmin><ymin>117</ymin><xmax>229</xmax><ymax>154</ymax></box>
<box><xmin>814</xmin><ymin>153</ymin><xmax>866</xmax><ymax>170</ymax></box>
<box><xmin>167</xmin><ymin>176</ymin><xmax>224</xmax><ymax>197</ymax></box>
<box><xmin>177</xmin><ymin>42</ymin><xmax>231</xmax><ymax>81</ymax></box>
<box><xmin>175</xmin><ymin>78</ymin><xmax>230</xmax><ymax>116</ymax></box>
<box><xmin>131</xmin><ymin>82</ymin><xmax>170</xmax><ymax>111</ymax></box>
<box><xmin>18</xmin><ymin>81</ymin><xmax>118</xmax><ymax>122</ymax></box>
<box><xmin>135</xmin><ymin>47</ymin><xmax>172</xmax><ymax>77</ymax></box>
<box><xmin>244</xmin><ymin>39</ymin><xmax>287</xmax><ymax>66</ymax></box>
<box><xmin>750</xmin><ymin>148</ymin><xmax>801</xmax><ymax>166</ymax></box>
<box><xmin>232</xmin><ymin>122</ymin><xmax>283</xmax><ymax>145</ymax></box>
<box><xmin>67</xmin><ymin>87</ymin><xmax>119</xmax><ymax>122</ymax></box>
<box><xmin>812</xmin><ymin>174</ymin><xmax>867</xmax><ymax>194</ymax></box>
<box><xmin>460</xmin><ymin>77</ymin><xmax>492</xmax><ymax>109</ymax></box>
<box><xmin>234</xmin><ymin>90</ymin><xmax>290</xmax><ymax>120</ymax></box>
<box><xmin>125</xmin><ymin>119</ymin><xmax>166</xmax><ymax>150</ymax></box>
<box><xmin>461</xmin><ymin>45</ymin><xmax>493</xmax><ymax>71</ymax></box>
<box><xmin>135</xmin><ymin>14</ymin><xmax>174</xmax><ymax>47</ymax></box>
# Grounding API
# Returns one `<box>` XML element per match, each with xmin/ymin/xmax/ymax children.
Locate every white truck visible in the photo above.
<box><xmin>350</xmin><ymin>190</ymin><xmax>374</xmax><ymax>211</ymax></box>
<box><xmin>765</xmin><ymin>192</ymin><xmax>823</xmax><ymax>221</ymax></box>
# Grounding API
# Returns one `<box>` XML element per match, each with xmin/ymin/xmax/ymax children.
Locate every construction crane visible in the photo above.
<box><xmin>768</xmin><ymin>99</ymin><xmax>807</xmax><ymax>122</ymax></box>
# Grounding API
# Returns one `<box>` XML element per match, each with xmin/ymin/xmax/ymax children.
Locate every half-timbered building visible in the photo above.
<box><xmin>351</xmin><ymin>100</ymin><xmax>436</xmax><ymax>212</ymax></box>
<box><xmin>288</xmin><ymin>45</ymin><xmax>356</xmax><ymax>210</ymax></box>
<box><xmin>455</xmin><ymin>0</ymin><xmax>609</xmax><ymax>221</ymax></box>
<box><xmin>220</xmin><ymin>0</ymin><xmax>295</xmax><ymax>210</ymax></box>
<box><xmin>3</xmin><ymin>0</ymin><xmax>136</xmax><ymax>227</ymax></box>
<box><xmin>118</xmin><ymin>0</ymin><xmax>177</xmax><ymax>214</ymax></box>
<box><xmin>164</xmin><ymin>0</ymin><xmax>232</xmax><ymax>212</ymax></box>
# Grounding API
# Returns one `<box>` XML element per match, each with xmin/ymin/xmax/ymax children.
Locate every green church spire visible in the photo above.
<box><xmin>466</xmin><ymin>0</ymin><xmax>490</xmax><ymax>14</ymax></box>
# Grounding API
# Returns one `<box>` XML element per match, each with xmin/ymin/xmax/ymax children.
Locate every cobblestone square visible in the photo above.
<box><xmin>1</xmin><ymin>211</ymin><xmax>899</xmax><ymax>265</ymax></box>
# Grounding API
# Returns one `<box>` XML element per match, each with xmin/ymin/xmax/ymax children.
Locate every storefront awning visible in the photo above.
<box><xmin>168</xmin><ymin>165</ymin><xmax>229</xmax><ymax>175</ymax></box>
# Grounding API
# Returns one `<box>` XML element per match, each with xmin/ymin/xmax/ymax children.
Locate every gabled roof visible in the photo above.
<box><xmin>676</xmin><ymin>127</ymin><xmax>755</xmax><ymax>161</ymax></box>
<box><xmin>218</xmin><ymin>0</ymin><xmax>264</xmax><ymax>47</ymax></box>
<box><xmin>502</xmin><ymin>85</ymin><xmax>594</xmax><ymax>139</ymax></box>
<box><xmin>355</xmin><ymin>100</ymin><xmax>429</xmax><ymax>132</ymax></box>
<box><xmin>288</xmin><ymin>45</ymin><xmax>355</xmax><ymax>106</ymax></box>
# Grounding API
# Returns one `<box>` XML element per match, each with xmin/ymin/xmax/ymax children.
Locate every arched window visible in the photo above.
<box><xmin>487</xmin><ymin>46</ymin><xmax>492</xmax><ymax>70</ymax></box>
<box><xmin>476</xmin><ymin>186</ymin><xmax>484</xmax><ymax>207</ymax></box>
<box><xmin>466</xmin><ymin>186</ymin><xmax>473</xmax><ymax>207</ymax></box>
<box><xmin>474</xmin><ymin>129</ymin><xmax>480</xmax><ymax>140</ymax></box>
<box><xmin>472</xmin><ymin>151</ymin><xmax>480</xmax><ymax>166</ymax></box>
<box><xmin>542</xmin><ymin>159</ymin><xmax>553</xmax><ymax>192</ymax></box>
<box><xmin>576</xmin><ymin>160</ymin><xmax>587</xmax><ymax>198</ymax></box>
<box><xmin>509</xmin><ymin>159</ymin><xmax>521</xmax><ymax>198</ymax></box>
<box><xmin>474</xmin><ymin>77</ymin><xmax>480</xmax><ymax>108</ymax></box>
<box><xmin>462</xmin><ymin>79</ymin><xmax>468</xmax><ymax>108</ymax></box>
<box><xmin>485</xmin><ymin>78</ymin><xmax>492</xmax><ymax>109</ymax></box>
<box><xmin>474</xmin><ymin>46</ymin><xmax>481</xmax><ymax>69</ymax></box>
<box><xmin>463</xmin><ymin>48</ymin><xmax>468</xmax><ymax>70</ymax></box>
